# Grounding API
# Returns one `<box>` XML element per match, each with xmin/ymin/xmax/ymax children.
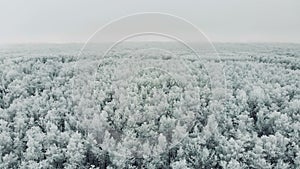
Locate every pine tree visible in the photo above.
<box><xmin>65</xmin><ymin>132</ymin><xmax>86</xmax><ymax>169</ymax></box>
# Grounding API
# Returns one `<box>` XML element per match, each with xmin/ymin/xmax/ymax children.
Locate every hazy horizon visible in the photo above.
<box><xmin>1</xmin><ymin>0</ymin><xmax>300</xmax><ymax>44</ymax></box>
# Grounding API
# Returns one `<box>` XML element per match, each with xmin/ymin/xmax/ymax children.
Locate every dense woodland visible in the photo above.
<box><xmin>0</xmin><ymin>43</ymin><xmax>299</xmax><ymax>168</ymax></box>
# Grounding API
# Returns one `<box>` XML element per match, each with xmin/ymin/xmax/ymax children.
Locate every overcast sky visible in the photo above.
<box><xmin>0</xmin><ymin>0</ymin><xmax>300</xmax><ymax>44</ymax></box>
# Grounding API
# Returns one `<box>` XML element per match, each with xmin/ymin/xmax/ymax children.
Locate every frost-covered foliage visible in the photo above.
<box><xmin>0</xmin><ymin>43</ymin><xmax>299</xmax><ymax>168</ymax></box>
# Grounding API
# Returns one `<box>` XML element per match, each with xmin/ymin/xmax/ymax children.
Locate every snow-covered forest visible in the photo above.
<box><xmin>0</xmin><ymin>43</ymin><xmax>299</xmax><ymax>168</ymax></box>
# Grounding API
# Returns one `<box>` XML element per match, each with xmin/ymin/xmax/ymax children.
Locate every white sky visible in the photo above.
<box><xmin>0</xmin><ymin>0</ymin><xmax>300</xmax><ymax>44</ymax></box>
